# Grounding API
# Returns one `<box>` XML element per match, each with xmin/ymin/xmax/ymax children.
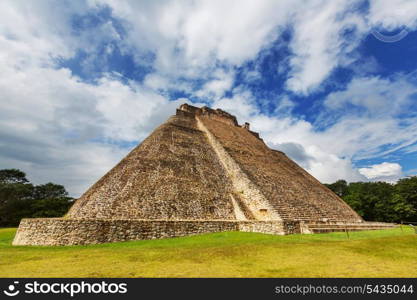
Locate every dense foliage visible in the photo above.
<box><xmin>325</xmin><ymin>178</ymin><xmax>417</xmax><ymax>223</ymax></box>
<box><xmin>0</xmin><ymin>169</ymin><xmax>73</xmax><ymax>227</ymax></box>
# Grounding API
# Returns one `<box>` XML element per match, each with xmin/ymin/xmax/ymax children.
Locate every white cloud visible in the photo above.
<box><xmin>0</xmin><ymin>1</ymin><xmax>194</xmax><ymax>196</ymax></box>
<box><xmin>324</xmin><ymin>75</ymin><xmax>417</xmax><ymax>115</ymax></box>
<box><xmin>0</xmin><ymin>0</ymin><xmax>189</xmax><ymax>196</ymax></box>
<box><xmin>0</xmin><ymin>1</ymin><xmax>80</xmax><ymax>68</ymax></box>
<box><xmin>0</xmin><ymin>64</ymin><xmax>187</xmax><ymax>196</ymax></box>
<box><xmin>212</xmin><ymin>88</ymin><xmax>259</xmax><ymax>120</ymax></box>
<box><xmin>285</xmin><ymin>0</ymin><xmax>417</xmax><ymax>94</ymax></box>
<box><xmin>359</xmin><ymin>162</ymin><xmax>403</xmax><ymax>182</ymax></box>
<box><xmin>89</xmin><ymin>0</ymin><xmax>417</xmax><ymax>95</ymax></box>
<box><xmin>286</xmin><ymin>0</ymin><xmax>366</xmax><ymax>94</ymax></box>
<box><xmin>195</xmin><ymin>69</ymin><xmax>235</xmax><ymax>100</ymax></box>
<box><xmin>305</xmin><ymin>146</ymin><xmax>365</xmax><ymax>183</ymax></box>
<box><xmin>368</xmin><ymin>0</ymin><xmax>417</xmax><ymax>30</ymax></box>
<box><xmin>321</xmin><ymin>74</ymin><xmax>417</xmax><ymax>160</ymax></box>
<box><xmin>90</xmin><ymin>0</ymin><xmax>295</xmax><ymax>79</ymax></box>
<box><xmin>274</xmin><ymin>96</ymin><xmax>296</xmax><ymax>116</ymax></box>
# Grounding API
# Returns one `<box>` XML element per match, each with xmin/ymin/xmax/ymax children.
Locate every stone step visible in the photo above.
<box><xmin>307</xmin><ymin>222</ymin><xmax>398</xmax><ymax>234</ymax></box>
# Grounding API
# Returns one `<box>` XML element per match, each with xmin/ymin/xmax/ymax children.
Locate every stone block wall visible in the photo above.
<box><xmin>12</xmin><ymin>218</ymin><xmax>297</xmax><ymax>246</ymax></box>
<box><xmin>238</xmin><ymin>221</ymin><xmax>300</xmax><ymax>235</ymax></box>
<box><xmin>12</xmin><ymin>218</ymin><xmax>397</xmax><ymax>246</ymax></box>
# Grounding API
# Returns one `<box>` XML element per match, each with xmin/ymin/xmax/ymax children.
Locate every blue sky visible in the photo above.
<box><xmin>1</xmin><ymin>0</ymin><xmax>417</xmax><ymax>196</ymax></box>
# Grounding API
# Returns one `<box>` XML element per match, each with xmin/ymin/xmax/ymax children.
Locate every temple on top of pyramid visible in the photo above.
<box><xmin>13</xmin><ymin>104</ymin><xmax>397</xmax><ymax>246</ymax></box>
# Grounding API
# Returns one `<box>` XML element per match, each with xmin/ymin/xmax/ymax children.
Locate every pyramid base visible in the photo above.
<box><xmin>12</xmin><ymin>218</ymin><xmax>398</xmax><ymax>246</ymax></box>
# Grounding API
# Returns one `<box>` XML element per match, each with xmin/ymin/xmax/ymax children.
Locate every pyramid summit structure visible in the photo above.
<box><xmin>13</xmin><ymin>104</ymin><xmax>396</xmax><ymax>245</ymax></box>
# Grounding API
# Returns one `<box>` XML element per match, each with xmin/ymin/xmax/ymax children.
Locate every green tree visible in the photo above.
<box><xmin>31</xmin><ymin>183</ymin><xmax>72</xmax><ymax>218</ymax></box>
<box><xmin>324</xmin><ymin>179</ymin><xmax>348</xmax><ymax>197</ymax></box>
<box><xmin>31</xmin><ymin>197</ymin><xmax>72</xmax><ymax>218</ymax></box>
<box><xmin>395</xmin><ymin>176</ymin><xmax>417</xmax><ymax>221</ymax></box>
<box><xmin>0</xmin><ymin>169</ymin><xmax>73</xmax><ymax>227</ymax></box>
<box><xmin>0</xmin><ymin>169</ymin><xmax>28</xmax><ymax>184</ymax></box>
<box><xmin>33</xmin><ymin>183</ymin><xmax>69</xmax><ymax>200</ymax></box>
<box><xmin>0</xmin><ymin>169</ymin><xmax>34</xmax><ymax>217</ymax></box>
<box><xmin>326</xmin><ymin>180</ymin><xmax>415</xmax><ymax>223</ymax></box>
<box><xmin>0</xmin><ymin>198</ymin><xmax>34</xmax><ymax>227</ymax></box>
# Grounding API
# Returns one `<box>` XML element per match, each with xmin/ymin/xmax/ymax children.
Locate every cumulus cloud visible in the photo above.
<box><xmin>0</xmin><ymin>1</ymin><xmax>189</xmax><ymax>195</ymax></box>
<box><xmin>321</xmin><ymin>74</ymin><xmax>417</xmax><ymax>160</ymax></box>
<box><xmin>368</xmin><ymin>0</ymin><xmax>417</xmax><ymax>30</ymax></box>
<box><xmin>286</xmin><ymin>0</ymin><xmax>417</xmax><ymax>94</ymax></box>
<box><xmin>91</xmin><ymin>0</ymin><xmax>291</xmax><ymax>76</ymax></box>
<box><xmin>0</xmin><ymin>0</ymin><xmax>80</xmax><ymax>67</ymax></box>
<box><xmin>0</xmin><ymin>64</ymin><xmax>188</xmax><ymax>195</ymax></box>
<box><xmin>195</xmin><ymin>69</ymin><xmax>235</xmax><ymax>100</ymax></box>
<box><xmin>90</xmin><ymin>0</ymin><xmax>417</xmax><ymax>94</ymax></box>
<box><xmin>324</xmin><ymin>75</ymin><xmax>417</xmax><ymax>116</ymax></box>
<box><xmin>285</xmin><ymin>0</ymin><xmax>366</xmax><ymax>94</ymax></box>
<box><xmin>359</xmin><ymin>162</ymin><xmax>403</xmax><ymax>182</ymax></box>
<box><xmin>271</xmin><ymin>142</ymin><xmax>315</xmax><ymax>169</ymax></box>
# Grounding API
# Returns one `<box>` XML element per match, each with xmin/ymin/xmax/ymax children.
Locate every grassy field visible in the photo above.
<box><xmin>1</xmin><ymin>227</ymin><xmax>416</xmax><ymax>277</ymax></box>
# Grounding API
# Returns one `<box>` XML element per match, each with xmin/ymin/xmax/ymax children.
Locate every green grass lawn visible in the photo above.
<box><xmin>1</xmin><ymin>227</ymin><xmax>416</xmax><ymax>277</ymax></box>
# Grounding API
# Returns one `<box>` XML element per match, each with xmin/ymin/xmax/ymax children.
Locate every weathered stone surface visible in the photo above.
<box><xmin>13</xmin><ymin>218</ymin><xmax>397</xmax><ymax>246</ymax></box>
<box><xmin>67</xmin><ymin>111</ymin><xmax>236</xmax><ymax>220</ymax></box>
<box><xmin>13</xmin><ymin>218</ymin><xmax>294</xmax><ymax>246</ymax></box>
<box><xmin>198</xmin><ymin>114</ymin><xmax>362</xmax><ymax>222</ymax></box>
<box><xmin>13</xmin><ymin>104</ymin><xmax>396</xmax><ymax>246</ymax></box>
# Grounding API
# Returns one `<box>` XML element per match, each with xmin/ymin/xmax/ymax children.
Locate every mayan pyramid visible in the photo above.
<box><xmin>13</xmin><ymin>104</ymin><xmax>396</xmax><ymax>246</ymax></box>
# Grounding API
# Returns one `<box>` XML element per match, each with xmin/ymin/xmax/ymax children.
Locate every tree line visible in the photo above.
<box><xmin>0</xmin><ymin>169</ymin><xmax>73</xmax><ymax>227</ymax></box>
<box><xmin>324</xmin><ymin>178</ymin><xmax>417</xmax><ymax>223</ymax></box>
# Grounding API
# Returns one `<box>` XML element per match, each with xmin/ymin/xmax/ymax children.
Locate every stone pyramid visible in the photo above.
<box><xmin>13</xmin><ymin>104</ymin><xmax>396</xmax><ymax>245</ymax></box>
